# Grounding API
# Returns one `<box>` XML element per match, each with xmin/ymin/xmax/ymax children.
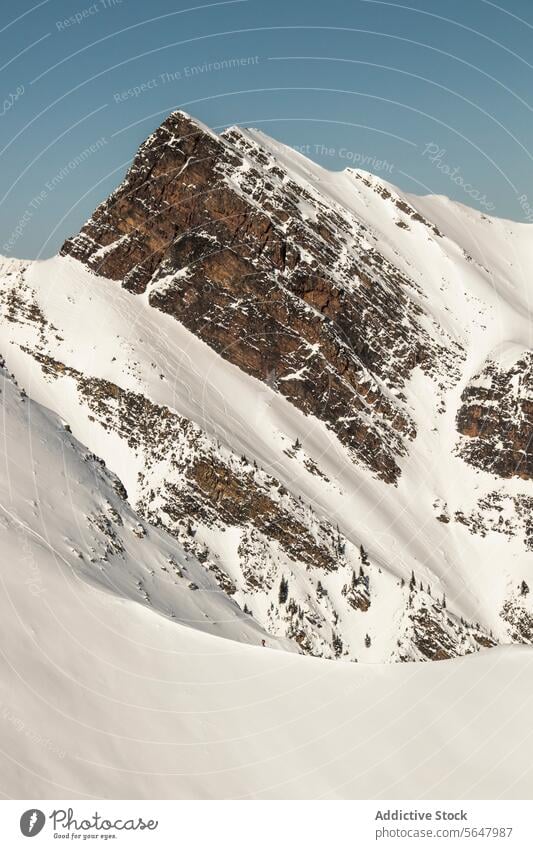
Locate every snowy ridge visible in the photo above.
<box><xmin>0</xmin><ymin>360</ymin><xmax>278</xmax><ymax>648</ymax></box>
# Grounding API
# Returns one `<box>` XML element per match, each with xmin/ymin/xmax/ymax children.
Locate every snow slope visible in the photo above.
<box><xmin>4</xmin><ymin>581</ymin><xmax>533</xmax><ymax>799</ymax></box>
<box><xmin>0</xmin><ymin>361</ymin><xmax>283</xmax><ymax>650</ymax></box>
<box><xmin>0</xmin><ymin>363</ymin><xmax>531</xmax><ymax>799</ymax></box>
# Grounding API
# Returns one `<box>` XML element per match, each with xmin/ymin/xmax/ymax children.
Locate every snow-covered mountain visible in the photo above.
<box><xmin>0</xmin><ymin>370</ymin><xmax>530</xmax><ymax>798</ymax></box>
<box><xmin>1</xmin><ymin>110</ymin><xmax>532</xmax><ymax>668</ymax></box>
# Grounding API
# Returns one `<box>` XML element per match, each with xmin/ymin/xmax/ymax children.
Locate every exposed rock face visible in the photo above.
<box><xmin>452</xmin><ymin>490</ymin><xmax>533</xmax><ymax>552</ymax></box>
<box><xmin>342</xmin><ymin>568</ymin><xmax>371</xmax><ymax>612</ymax></box>
<box><xmin>457</xmin><ymin>349</ymin><xmax>533</xmax><ymax>480</ymax></box>
<box><xmin>400</xmin><ymin>594</ymin><xmax>496</xmax><ymax>662</ymax></box>
<box><xmin>61</xmin><ymin>111</ymin><xmax>461</xmax><ymax>484</ymax></box>
<box><xmin>502</xmin><ymin>596</ymin><xmax>533</xmax><ymax>643</ymax></box>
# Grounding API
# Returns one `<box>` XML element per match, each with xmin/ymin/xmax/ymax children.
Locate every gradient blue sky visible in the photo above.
<box><xmin>1</xmin><ymin>0</ymin><xmax>533</xmax><ymax>257</ymax></box>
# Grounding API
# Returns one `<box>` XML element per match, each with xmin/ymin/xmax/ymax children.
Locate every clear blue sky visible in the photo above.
<box><xmin>2</xmin><ymin>0</ymin><xmax>533</xmax><ymax>258</ymax></box>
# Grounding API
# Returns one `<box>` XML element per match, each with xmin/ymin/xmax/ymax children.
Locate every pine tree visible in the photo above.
<box><xmin>278</xmin><ymin>576</ymin><xmax>289</xmax><ymax>605</ymax></box>
<box><xmin>332</xmin><ymin>631</ymin><xmax>343</xmax><ymax>657</ymax></box>
<box><xmin>521</xmin><ymin>580</ymin><xmax>530</xmax><ymax>597</ymax></box>
<box><xmin>409</xmin><ymin>570</ymin><xmax>416</xmax><ymax>591</ymax></box>
<box><xmin>360</xmin><ymin>544</ymin><xmax>370</xmax><ymax>566</ymax></box>
<box><xmin>365</xmin><ymin>633</ymin><xmax>371</xmax><ymax>648</ymax></box>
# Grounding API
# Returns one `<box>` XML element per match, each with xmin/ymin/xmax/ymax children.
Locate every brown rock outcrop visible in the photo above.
<box><xmin>457</xmin><ymin>350</ymin><xmax>533</xmax><ymax>479</ymax></box>
<box><xmin>61</xmin><ymin>111</ymin><xmax>460</xmax><ymax>483</ymax></box>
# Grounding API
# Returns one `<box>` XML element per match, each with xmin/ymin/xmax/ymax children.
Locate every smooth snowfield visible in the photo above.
<box><xmin>2</xmin><ymin>550</ymin><xmax>533</xmax><ymax>799</ymax></box>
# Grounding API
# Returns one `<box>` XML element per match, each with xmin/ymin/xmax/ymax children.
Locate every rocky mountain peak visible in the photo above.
<box><xmin>1</xmin><ymin>111</ymin><xmax>530</xmax><ymax>664</ymax></box>
<box><xmin>60</xmin><ymin>110</ymin><xmax>462</xmax><ymax>484</ymax></box>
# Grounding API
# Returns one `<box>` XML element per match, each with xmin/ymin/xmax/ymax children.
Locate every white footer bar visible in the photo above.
<box><xmin>2</xmin><ymin>800</ymin><xmax>531</xmax><ymax>847</ymax></box>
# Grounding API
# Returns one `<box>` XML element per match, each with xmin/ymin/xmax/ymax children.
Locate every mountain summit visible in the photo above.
<box><xmin>1</xmin><ymin>111</ymin><xmax>532</xmax><ymax>662</ymax></box>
